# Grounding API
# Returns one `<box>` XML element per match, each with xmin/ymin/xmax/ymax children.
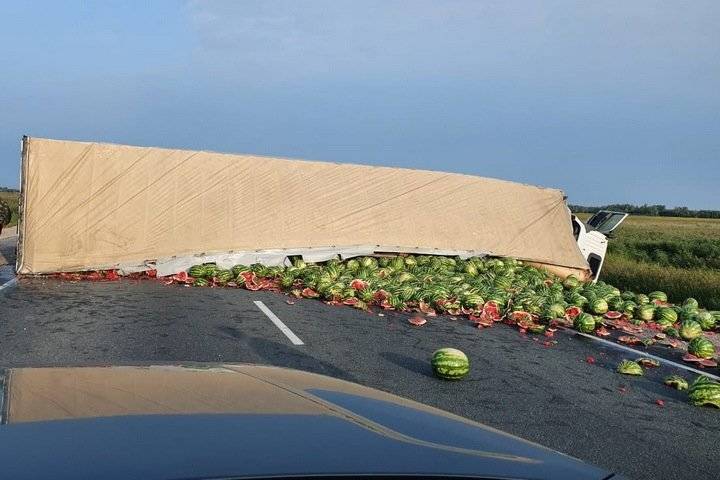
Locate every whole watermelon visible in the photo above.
<box><xmin>635</xmin><ymin>304</ymin><xmax>655</xmax><ymax>322</ymax></box>
<box><xmin>664</xmin><ymin>326</ymin><xmax>679</xmax><ymax>338</ymax></box>
<box><xmin>608</xmin><ymin>296</ymin><xmax>624</xmax><ymax>311</ymax></box>
<box><xmin>655</xmin><ymin>307</ymin><xmax>678</xmax><ymax>325</ymax></box>
<box><xmin>683</xmin><ymin>298</ymin><xmax>699</xmax><ymax>310</ymax></box>
<box><xmin>188</xmin><ymin>264</ymin><xmax>206</xmax><ymax>278</ymax></box>
<box><xmin>695</xmin><ymin>311</ymin><xmax>716</xmax><ymax>331</ymax></box>
<box><xmin>573</xmin><ymin>313</ymin><xmax>596</xmax><ymax>333</ymax></box>
<box><xmin>621</xmin><ymin>291</ymin><xmax>636</xmax><ymax>301</ymax></box>
<box><xmin>590</xmin><ymin>299</ymin><xmax>609</xmax><ymax>315</ymax></box>
<box><xmin>563</xmin><ymin>275</ymin><xmax>580</xmax><ymax>290</ymax></box>
<box><xmin>678</xmin><ymin>307</ymin><xmax>698</xmax><ymax>322</ymax></box>
<box><xmin>543</xmin><ymin>303</ymin><xmax>566</xmax><ymax>320</ymax></box>
<box><xmin>688</xmin><ymin>376</ymin><xmax>720</xmax><ymax>408</ymax></box>
<box><xmin>215</xmin><ymin>269</ymin><xmax>234</xmax><ymax>283</ymax></box>
<box><xmin>567</xmin><ymin>292</ymin><xmax>588</xmax><ymax>308</ymax></box>
<box><xmin>648</xmin><ymin>291</ymin><xmax>667</xmax><ymax>302</ymax></box>
<box><xmin>622</xmin><ymin>301</ymin><xmax>636</xmax><ymax>318</ymax></box>
<box><xmin>688</xmin><ymin>338</ymin><xmax>715</xmax><ymax>359</ymax></box>
<box><xmin>193</xmin><ymin>278</ymin><xmax>209</xmax><ymax>287</ymax></box>
<box><xmin>680</xmin><ymin>320</ymin><xmax>703</xmax><ymax>340</ymax></box>
<box><xmin>431</xmin><ymin>348</ymin><xmax>470</xmax><ymax>380</ymax></box>
<box><xmin>635</xmin><ymin>294</ymin><xmax>650</xmax><ymax>305</ymax></box>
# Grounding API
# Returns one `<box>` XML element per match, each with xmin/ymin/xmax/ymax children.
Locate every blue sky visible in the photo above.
<box><xmin>1</xmin><ymin>1</ymin><xmax>718</xmax><ymax>208</ymax></box>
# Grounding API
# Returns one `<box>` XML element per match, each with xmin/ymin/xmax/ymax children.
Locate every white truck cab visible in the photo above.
<box><xmin>571</xmin><ymin>210</ymin><xmax>628</xmax><ymax>281</ymax></box>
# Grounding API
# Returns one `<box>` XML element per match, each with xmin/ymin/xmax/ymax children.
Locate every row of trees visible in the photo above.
<box><xmin>570</xmin><ymin>204</ymin><xmax>720</xmax><ymax>219</ymax></box>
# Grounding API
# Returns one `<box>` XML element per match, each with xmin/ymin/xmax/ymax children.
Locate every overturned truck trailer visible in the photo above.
<box><xmin>16</xmin><ymin>137</ymin><xmax>591</xmax><ymax>279</ymax></box>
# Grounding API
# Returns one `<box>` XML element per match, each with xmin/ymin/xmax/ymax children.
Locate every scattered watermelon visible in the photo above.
<box><xmin>695</xmin><ymin>311</ymin><xmax>716</xmax><ymax>331</ymax></box>
<box><xmin>688</xmin><ymin>376</ymin><xmax>720</xmax><ymax>408</ymax></box>
<box><xmin>590</xmin><ymin>298</ymin><xmax>609</xmax><ymax>315</ymax></box>
<box><xmin>617</xmin><ymin>360</ymin><xmax>644</xmax><ymax>376</ymax></box>
<box><xmin>648</xmin><ymin>291</ymin><xmax>668</xmax><ymax>302</ymax></box>
<box><xmin>635</xmin><ymin>304</ymin><xmax>655</xmax><ymax>322</ymax></box>
<box><xmin>664</xmin><ymin>375</ymin><xmax>689</xmax><ymax>391</ymax></box>
<box><xmin>573</xmin><ymin>313</ymin><xmax>596</xmax><ymax>334</ymax></box>
<box><xmin>683</xmin><ymin>298</ymin><xmax>699</xmax><ymax>310</ymax></box>
<box><xmin>687</xmin><ymin>338</ymin><xmax>716</xmax><ymax>359</ymax></box>
<box><xmin>680</xmin><ymin>320</ymin><xmax>703</xmax><ymax>340</ymax></box>
<box><xmin>431</xmin><ymin>348</ymin><xmax>470</xmax><ymax>380</ymax></box>
<box><xmin>655</xmin><ymin>307</ymin><xmax>678</xmax><ymax>324</ymax></box>
<box><xmin>636</xmin><ymin>357</ymin><xmax>660</xmax><ymax>368</ymax></box>
<box><xmin>604</xmin><ymin>311</ymin><xmax>622</xmax><ymax>319</ymax></box>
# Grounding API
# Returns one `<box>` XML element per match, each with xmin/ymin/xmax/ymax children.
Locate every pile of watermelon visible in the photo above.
<box><xmin>178</xmin><ymin>255</ymin><xmax>718</xmax><ymax>359</ymax></box>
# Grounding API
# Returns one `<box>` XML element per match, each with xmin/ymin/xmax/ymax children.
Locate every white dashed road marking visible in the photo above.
<box><xmin>0</xmin><ymin>276</ymin><xmax>17</xmax><ymax>294</ymax></box>
<box><xmin>253</xmin><ymin>300</ymin><xmax>304</xmax><ymax>346</ymax></box>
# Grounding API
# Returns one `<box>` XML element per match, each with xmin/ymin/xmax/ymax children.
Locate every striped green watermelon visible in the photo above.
<box><xmin>567</xmin><ymin>292</ymin><xmax>588</xmax><ymax>308</ymax></box>
<box><xmin>188</xmin><ymin>264</ymin><xmax>206</xmax><ymax>278</ymax></box>
<box><xmin>695</xmin><ymin>311</ymin><xmax>716</xmax><ymax>331</ymax></box>
<box><xmin>688</xmin><ymin>376</ymin><xmax>720</xmax><ymax>408</ymax></box>
<box><xmin>431</xmin><ymin>348</ymin><xmax>470</xmax><ymax>380</ymax></box>
<box><xmin>573</xmin><ymin>313</ymin><xmax>596</xmax><ymax>333</ymax></box>
<box><xmin>215</xmin><ymin>269</ymin><xmax>233</xmax><ymax>283</ymax></box>
<box><xmin>678</xmin><ymin>306</ymin><xmax>698</xmax><ymax>322</ymax></box>
<box><xmin>635</xmin><ymin>294</ymin><xmax>650</xmax><ymax>305</ymax></box>
<box><xmin>664</xmin><ymin>326</ymin><xmax>679</xmax><ymax>338</ymax></box>
<box><xmin>193</xmin><ymin>278</ymin><xmax>209</xmax><ymax>287</ymax></box>
<box><xmin>635</xmin><ymin>304</ymin><xmax>655</xmax><ymax>321</ymax></box>
<box><xmin>687</xmin><ymin>338</ymin><xmax>715</xmax><ymax>359</ymax></box>
<box><xmin>617</xmin><ymin>360</ymin><xmax>643</xmax><ymax>376</ymax></box>
<box><xmin>622</xmin><ymin>301</ymin><xmax>636</xmax><ymax>318</ymax></box>
<box><xmin>231</xmin><ymin>264</ymin><xmax>249</xmax><ymax>276</ymax></box>
<box><xmin>655</xmin><ymin>307</ymin><xmax>678</xmax><ymax>325</ymax></box>
<box><xmin>680</xmin><ymin>320</ymin><xmax>703</xmax><ymax>340</ymax></box>
<box><xmin>543</xmin><ymin>303</ymin><xmax>567</xmax><ymax>320</ymax></box>
<box><xmin>608</xmin><ymin>296</ymin><xmax>624</xmax><ymax>311</ymax></box>
<box><xmin>664</xmin><ymin>375</ymin><xmax>689</xmax><ymax>391</ymax></box>
<box><xmin>563</xmin><ymin>275</ymin><xmax>580</xmax><ymax>289</ymax></box>
<box><xmin>648</xmin><ymin>291</ymin><xmax>667</xmax><ymax>302</ymax></box>
<box><xmin>683</xmin><ymin>298</ymin><xmax>699</xmax><ymax>310</ymax></box>
<box><xmin>590</xmin><ymin>299</ymin><xmax>608</xmax><ymax>315</ymax></box>
<box><xmin>621</xmin><ymin>291</ymin><xmax>636</xmax><ymax>301</ymax></box>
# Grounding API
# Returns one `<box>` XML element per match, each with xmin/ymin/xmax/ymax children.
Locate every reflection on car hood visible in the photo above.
<box><xmin>0</xmin><ymin>364</ymin><xmax>614</xmax><ymax>480</ymax></box>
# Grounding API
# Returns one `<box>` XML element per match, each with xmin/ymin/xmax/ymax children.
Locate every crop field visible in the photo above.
<box><xmin>0</xmin><ymin>191</ymin><xmax>19</xmax><ymax>227</ymax></box>
<box><xmin>578</xmin><ymin>214</ymin><xmax>720</xmax><ymax>310</ymax></box>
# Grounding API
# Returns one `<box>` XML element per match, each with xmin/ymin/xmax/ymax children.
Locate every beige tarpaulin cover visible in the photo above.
<box><xmin>17</xmin><ymin>137</ymin><xmax>590</xmax><ymax>278</ymax></box>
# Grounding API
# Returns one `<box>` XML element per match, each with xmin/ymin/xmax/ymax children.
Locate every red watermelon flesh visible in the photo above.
<box><xmin>565</xmin><ymin>307</ymin><xmax>582</xmax><ymax>320</ymax></box>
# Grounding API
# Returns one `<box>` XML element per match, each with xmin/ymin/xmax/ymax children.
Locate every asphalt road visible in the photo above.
<box><xmin>1</xmin><ymin>276</ymin><xmax>719</xmax><ymax>480</ymax></box>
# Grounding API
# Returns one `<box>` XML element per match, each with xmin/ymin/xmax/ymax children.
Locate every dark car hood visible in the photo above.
<box><xmin>0</xmin><ymin>364</ymin><xmax>615</xmax><ymax>480</ymax></box>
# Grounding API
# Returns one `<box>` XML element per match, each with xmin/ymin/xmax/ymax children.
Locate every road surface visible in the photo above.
<box><xmin>1</xmin><ymin>275</ymin><xmax>718</xmax><ymax>480</ymax></box>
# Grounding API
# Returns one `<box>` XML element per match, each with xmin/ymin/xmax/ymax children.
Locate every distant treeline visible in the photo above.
<box><xmin>570</xmin><ymin>204</ymin><xmax>720</xmax><ymax>219</ymax></box>
<box><xmin>0</xmin><ymin>187</ymin><xmax>18</xmax><ymax>192</ymax></box>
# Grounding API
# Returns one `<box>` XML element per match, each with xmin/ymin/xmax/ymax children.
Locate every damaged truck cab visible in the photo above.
<box><xmin>572</xmin><ymin>210</ymin><xmax>628</xmax><ymax>281</ymax></box>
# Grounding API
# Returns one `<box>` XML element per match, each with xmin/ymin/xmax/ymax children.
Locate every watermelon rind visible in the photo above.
<box><xmin>617</xmin><ymin>360</ymin><xmax>643</xmax><ymax>376</ymax></box>
<box><xmin>664</xmin><ymin>375</ymin><xmax>689</xmax><ymax>391</ymax></box>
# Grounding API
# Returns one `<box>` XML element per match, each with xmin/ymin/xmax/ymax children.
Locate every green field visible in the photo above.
<box><xmin>0</xmin><ymin>191</ymin><xmax>20</xmax><ymax>227</ymax></box>
<box><xmin>578</xmin><ymin>214</ymin><xmax>720</xmax><ymax>310</ymax></box>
